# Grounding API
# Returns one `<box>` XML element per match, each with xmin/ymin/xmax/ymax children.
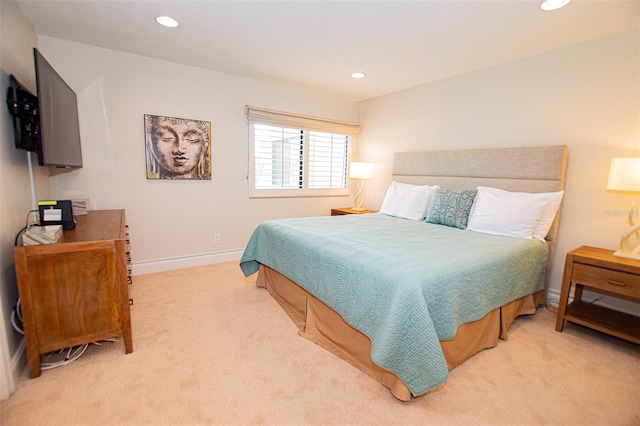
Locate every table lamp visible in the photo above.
<box><xmin>350</xmin><ymin>162</ymin><xmax>373</xmax><ymax>211</ymax></box>
<box><xmin>606</xmin><ymin>157</ymin><xmax>640</xmax><ymax>260</ymax></box>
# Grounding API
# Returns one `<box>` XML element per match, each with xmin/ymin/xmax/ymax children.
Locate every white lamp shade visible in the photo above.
<box><xmin>540</xmin><ymin>0</ymin><xmax>571</xmax><ymax>11</ymax></box>
<box><xmin>607</xmin><ymin>158</ymin><xmax>640</xmax><ymax>193</ymax></box>
<box><xmin>350</xmin><ymin>162</ymin><xmax>373</xmax><ymax>179</ymax></box>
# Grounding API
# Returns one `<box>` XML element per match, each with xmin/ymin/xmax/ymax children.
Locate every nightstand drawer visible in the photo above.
<box><xmin>572</xmin><ymin>263</ymin><xmax>640</xmax><ymax>300</ymax></box>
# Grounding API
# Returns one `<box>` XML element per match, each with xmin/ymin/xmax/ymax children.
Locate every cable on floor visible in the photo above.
<box><xmin>545</xmin><ymin>297</ymin><xmax>559</xmax><ymax>313</ymax></box>
<box><xmin>40</xmin><ymin>339</ymin><xmax>118</xmax><ymax>371</ymax></box>
<box><xmin>10</xmin><ymin>300</ymin><xmax>117</xmax><ymax>370</ymax></box>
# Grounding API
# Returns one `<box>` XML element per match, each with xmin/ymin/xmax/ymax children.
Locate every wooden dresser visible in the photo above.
<box><xmin>13</xmin><ymin>209</ymin><xmax>133</xmax><ymax>377</ymax></box>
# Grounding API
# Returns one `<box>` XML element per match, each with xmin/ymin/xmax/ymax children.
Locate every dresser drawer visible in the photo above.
<box><xmin>572</xmin><ymin>263</ymin><xmax>640</xmax><ymax>300</ymax></box>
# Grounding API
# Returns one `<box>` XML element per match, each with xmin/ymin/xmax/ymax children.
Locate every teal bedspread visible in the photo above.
<box><xmin>239</xmin><ymin>213</ymin><xmax>548</xmax><ymax>396</ymax></box>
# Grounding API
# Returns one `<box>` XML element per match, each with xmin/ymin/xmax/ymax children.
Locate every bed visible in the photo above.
<box><xmin>240</xmin><ymin>145</ymin><xmax>568</xmax><ymax>401</ymax></box>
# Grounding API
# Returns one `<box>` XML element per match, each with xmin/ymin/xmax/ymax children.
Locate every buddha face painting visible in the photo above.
<box><xmin>145</xmin><ymin>115</ymin><xmax>211</xmax><ymax>180</ymax></box>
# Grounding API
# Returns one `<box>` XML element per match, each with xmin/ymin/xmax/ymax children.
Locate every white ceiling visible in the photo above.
<box><xmin>15</xmin><ymin>0</ymin><xmax>640</xmax><ymax>102</ymax></box>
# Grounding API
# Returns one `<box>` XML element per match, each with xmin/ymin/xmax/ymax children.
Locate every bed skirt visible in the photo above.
<box><xmin>256</xmin><ymin>264</ymin><xmax>544</xmax><ymax>401</ymax></box>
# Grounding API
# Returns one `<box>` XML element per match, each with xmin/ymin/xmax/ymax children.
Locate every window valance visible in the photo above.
<box><xmin>245</xmin><ymin>105</ymin><xmax>361</xmax><ymax>135</ymax></box>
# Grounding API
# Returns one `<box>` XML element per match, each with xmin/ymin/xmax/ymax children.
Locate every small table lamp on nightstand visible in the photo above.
<box><xmin>607</xmin><ymin>157</ymin><xmax>640</xmax><ymax>260</ymax></box>
<box><xmin>350</xmin><ymin>162</ymin><xmax>373</xmax><ymax>211</ymax></box>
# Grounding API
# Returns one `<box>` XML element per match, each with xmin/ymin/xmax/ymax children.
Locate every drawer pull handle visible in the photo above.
<box><xmin>607</xmin><ymin>280</ymin><xmax>626</xmax><ymax>287</ymax></box>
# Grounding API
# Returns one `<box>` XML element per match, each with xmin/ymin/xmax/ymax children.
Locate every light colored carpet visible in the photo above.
<box><xmin>1</xmin><ymin>261</ymin><xmax>638</xmax><ymax>426</ymax></box>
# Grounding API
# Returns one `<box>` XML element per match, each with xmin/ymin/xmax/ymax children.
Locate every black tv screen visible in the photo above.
<box><xmin>34</xmin><ymin>48</ymin><xmax>83</xmax><ymax>168</ymax></box>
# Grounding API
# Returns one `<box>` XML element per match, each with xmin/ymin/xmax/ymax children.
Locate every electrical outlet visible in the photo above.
<box><xmin>213</xmin><ymin>233</ymin><xmax>221</xmax><ymax>244</ymax></box>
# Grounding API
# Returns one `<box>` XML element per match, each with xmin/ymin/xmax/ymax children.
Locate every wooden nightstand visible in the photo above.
<box><xmin>555</xmin><ymin>246</ymin><xmax>640</xmax><ymax>344</ymax></box>
<box><xmin>331</xmin><ymin>207</ymin><xmax>378</xmax><ymax>216</ymax></box>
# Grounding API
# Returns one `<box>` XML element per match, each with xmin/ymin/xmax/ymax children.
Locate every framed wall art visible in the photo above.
<box><xmin>144</xmin><ymin>114</ymin><xmax>211</xmax><ymax>180</ymax></box>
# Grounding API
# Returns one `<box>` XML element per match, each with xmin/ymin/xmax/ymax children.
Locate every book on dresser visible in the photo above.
<box><xmin>22</xmin><ymin>225</ymin><xmax>63</xmax><ymax>245</ymax></box>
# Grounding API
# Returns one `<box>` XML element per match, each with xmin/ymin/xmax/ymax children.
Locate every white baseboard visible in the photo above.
<box><xmin>12</xmin><ymin>338</ymin><xmax>25</xmax><ymax>369</ymax></box>
<box><xmin>131</xmin><ymin>249</ymin><xmax>244</xmax><ymax>275</ymax></box>
<box><xmin>9</xmin><ymin>339</ymin><xmax>26</xmax><ymax>393</ymax></box>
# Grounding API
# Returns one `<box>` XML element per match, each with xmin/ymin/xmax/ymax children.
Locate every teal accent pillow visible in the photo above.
<box><xmin>426</xmin><ymin>189</ymin><xmax>478</xmax><ymax>229</ymax></box>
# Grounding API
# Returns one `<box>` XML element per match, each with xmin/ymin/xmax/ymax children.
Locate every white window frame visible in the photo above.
<box><xmin>246</xmin><ymin>106</ymin><xmax>360</xmax><ymax>198</ymax></box>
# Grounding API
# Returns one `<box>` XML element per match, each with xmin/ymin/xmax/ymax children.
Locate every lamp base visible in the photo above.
<box><xmin>612</xmin><ymin>249</ymin><xmax>640</xmax><ymax>261</ymax></box>
<box><xmin>351</xmin><ymin>207</ymin><xmax>366</xmax><ymax>211</ymax></box>
<box><xmin>613</xmin><ymin>204</ymin><xmax>640</xmax><ymax>261</ymax></box>
<box><xmin>353</xmin><ymin>178</ymin><xmax>366</xmax><ymax>212</ymax></box>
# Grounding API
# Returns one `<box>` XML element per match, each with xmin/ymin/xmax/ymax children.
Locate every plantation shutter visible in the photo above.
<box><xmin>246</xmin><ymin>106</ymin><xmax>359</xmax><ymax>197</ymax></box>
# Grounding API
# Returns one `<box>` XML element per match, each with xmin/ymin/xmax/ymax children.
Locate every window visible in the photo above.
<box><xmin>246</xmin><ymin>106</ymin><xmax>360</xmax><ymax>198</ymax></box>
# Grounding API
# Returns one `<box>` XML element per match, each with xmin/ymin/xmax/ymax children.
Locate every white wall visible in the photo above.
<box><xmin>0</xmin><ymin>0</ymin><xmax>50</xmax><ymax>400</ymax></box>
<box><xmin>357</xmin><ymin>29</ymin><xmax>640</xmax><ymax>303</ymax></box>
<box><xmin>37</xmin><ymin>36</ymin><xmax>360</xmax><ymax>273</ymax></box>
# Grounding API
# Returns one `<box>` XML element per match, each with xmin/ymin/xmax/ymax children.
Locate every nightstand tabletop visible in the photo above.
<box><xmin>568</xmin><ymin>246</ymin><xmax>640</xmax><ymax>274</ymax></box>
<box><xmin>331</xmin><ymin>207</ymin><xmax>378</xmax><ymax>216</ymax></box>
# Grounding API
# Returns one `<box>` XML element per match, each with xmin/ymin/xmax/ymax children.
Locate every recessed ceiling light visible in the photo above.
<box><xmin>540</xmin><ymin>0</ymin><xmax>571</xmax><ymax>11</ymax></box>
<box><xmin>155</xmin><ymin>16</ymin><xmax>179</xmax><ymax>28</ymax></box>
<box><xmin>351</xmin><ymin>72</ymin><xmax>366</xmax><ymax>79</ymax></box>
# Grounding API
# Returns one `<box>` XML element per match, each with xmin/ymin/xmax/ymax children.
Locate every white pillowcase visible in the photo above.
<box><xmin>467</xmin><ymin>186</ymin><xmax>564</xmax><ymax>240</ymax></box>
<box><xmin>379</xmin><ymin>181</ymin><xmax>440</xmax><ymax>221</ymax></box>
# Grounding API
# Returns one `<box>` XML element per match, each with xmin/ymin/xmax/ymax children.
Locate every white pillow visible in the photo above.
<box><xmin>467</xmin><ymin>186</ymin><xmax>564</xmax><ymax>240</ymax></box>
<box><xmin>379</xmin><ymin>181</ymin><xmax>439</xmax><ymax>221</ymax></box>
<box><xmin>532</xmin><ymin>190</ymin><xmax>564</xmax><ymax>240</ymax></box>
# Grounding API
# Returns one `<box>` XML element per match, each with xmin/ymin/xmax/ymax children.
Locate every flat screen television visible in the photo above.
<box><xmin>33</xmin><ymin>48</ymin><xmax>83</xmax><ymax>168</ymax></box>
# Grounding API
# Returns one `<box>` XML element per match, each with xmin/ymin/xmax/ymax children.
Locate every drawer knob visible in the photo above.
<box><xmin>607</xmin><ymin>279</ymin><xmax>626</xmax><ymax>287</ymax></box>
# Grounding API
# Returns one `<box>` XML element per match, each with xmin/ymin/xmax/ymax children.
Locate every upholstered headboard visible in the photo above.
<box><xmin>392</xmin><ymin>145</ymin><xmax>569</xmax><ymax>294</ymax></box>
